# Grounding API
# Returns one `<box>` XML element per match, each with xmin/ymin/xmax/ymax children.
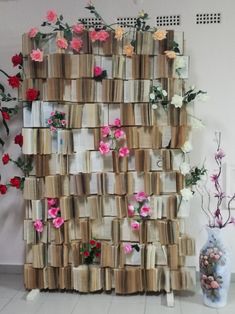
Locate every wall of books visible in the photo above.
<box><xmin>21</xmin><ymin>28</ymin><xmax>196</xmax><ymax>293</ymax></box>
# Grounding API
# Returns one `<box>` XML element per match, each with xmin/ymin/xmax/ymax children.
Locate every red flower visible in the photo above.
<box><xmin>96</xmin><ymin>242</ymin><xmax>101</xmax><ymax>249</ymax></box>
<box><xmin>14</xmin><ymin>134</ymin><xmax>23</xmax><ymax>147</ymax></box>
<box><xmin>10</xmin><ymin>177</ymin><xmax>21</xmax><ymax>189</ymax></box>
<box><xmin>0</xmin><ymin>184</ymin><xmax>7</xmax><ymax>195</ymax></box>
<box><xmin>90</xmin><ymin>239</ymin><xmax>96</xmax><ymax>246</ymax></box>
<box><xmin>2</xmin><ymin>154</ymin><xmax>10</xmax><ymax>165</ymax></box>
<box><xmin>95</xmin><ymin>252</ymin><xmax>101</xmax><ymax>257</ymax></box>
<box><xmin>26</xmin><ymin>88</ymin><xmax>39</xmax><ymax>101</ymax></box>
<box><xmin>1</xmin><ymin>111</ymin><xmax>10</xmax><ymax>120</ymax></box>
<box><xmin>84</xmin><ymin>251</ymin><xmax>90</xmax><ymax>257</ymax></box>
<box><xmin>8</xmin><ymin>75</ymin><xmax>20</xmax><ymax>88</ymax></box>
<box><xmin>11</xmin><ymin>53</ymin><xmax>23</xmax><ymax>67</ymax></box>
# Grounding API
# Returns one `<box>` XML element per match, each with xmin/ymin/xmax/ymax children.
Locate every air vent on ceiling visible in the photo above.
<box><xmin>117</xmin><ymin>17</ymin><xmax>137</xmax><ymax>28</ymax></box>
<box><xmin>79</xmin><ymin>17</ymin><xmax>102</xmax><ymax>28</ymax></box>
<box><xmin>196</xmin><ymin>13</ymin><xmax>221</xmax><ymax>24</ymax></box>
<box><xmin>156</xmin><ymin>15</ymin><xmax>180</xmax><ymax>26</ymax></box>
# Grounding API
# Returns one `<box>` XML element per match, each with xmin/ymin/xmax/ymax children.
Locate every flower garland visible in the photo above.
<box><xmin>46</xmin><ymin>111</ymin><xmax>66</xmax><ymax>131</ymax></box>
<box><xmin>80</xmin><ymin>239</ymin><xmax>101</xmax><ymax>264</ymax></box>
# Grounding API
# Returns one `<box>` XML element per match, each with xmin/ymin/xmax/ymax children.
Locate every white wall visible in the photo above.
<box><xmin>0</xmin><ymin>0</ymin><xmax>235</xmax><ymax>270</ymax></box>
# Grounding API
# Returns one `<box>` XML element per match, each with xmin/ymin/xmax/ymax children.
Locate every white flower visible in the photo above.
<box><xmin>191</xmin><ymin>117</ymin><xmax>205</xmax><ymax>129</ymax></box>
<box><xmin>180</xmin><ymin>188</ymin><xmax>193</xmax><ymax>201</ymax></box>
<box><xmin>162</xmin><ymin>90</ymin><xmax>168</xmax><ymax>97</ymax></box>
<box><xmin>171</xmin><ymin>94</ymin><xmax>184</xmax><ymax>108</ymax></box>
<box><xmin>180</xmin><ymin>162</ymin><xmax>191</xmax><ymax>175</ymax></box>
<box><xmin>197</xmin><ymin>93</ymin><xmax>209</xmax><ymax>102</ymax></box>
<box><xmin>152</xmin><ymin>104</ymin><xmax>158</xmax><ymax>109</ymax></box>
<box><xmin>175</xmin><ymin>57</ymin><xmax>186</xmax><ymax>69</ymax></box>
<box><xmin>181</xmin><ymin>141</ymin><xmax>193</xmax><ymax>153</ymax></box>
<box><xmin>149</xmin><ymin>93</ymin><xmax>155</xmax><ymax>100</ymax></box>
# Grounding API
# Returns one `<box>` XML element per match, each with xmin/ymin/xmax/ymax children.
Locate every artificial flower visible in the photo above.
<box><xmin>8</xmin><ymin>76</ymin><xmax>20</xmax><ymax>88</ymax></box>
<box><xmin>114</xmin><ymin>129</ymin><xmax>125</xmax><ymax>139</ymax></box>
<box><xmin>99</xmin><ymin>141</ymin><xmax>110</xmax><ymax>155</ymax></box>
<box><xmin>162</xmin><ymin>90</ymin><xmax>168</xmax><ymax>97</ymax></box>
<box><xmin>95</xmin><ymin>252</ymin><xmax>101</xmax><ymax>257</ymax></box>
<box><xmin>164</xmin><ymin>50</ymin><xmax>176</xmax><ymax>59</ymax></box>
<box><xmin>171</xmin><ymin>94</ymin><xmax>184</xmax><ymax>108</ymax></box>
<box><xmin>48</xmin><ymin>207</ymin><xmax>60</xmax><ymax>218</ymax></box>
<box><xmin>180</xmin><ymin>188</ymin><xmax>193</xmax><ymax>201</ymax></box>
<box><xmin>61</xmin><ymin>119</ymin><xmax>66</xmax><ymax>126</ymax></box>
<box><xmin>149</xmin><ymin>93</ymin><xmax>155</xmax><ymax>100</ymax></box>
<box><xmin>10</xmin><ymin>176</ymin><xmax>21</xmax><ymax>189</ymax></box>
<box><xmin>70</xmin><ymin>38</ymin><xmax>83</xmax><ymax>52</ymax></box>
<box><xmin>153</xmin><ymin>29</ymin><xmax>167</xmax><ymax>41</ymax></box>
<box><xmin>97</xmin><ymin>30</ymin><xmax>109</xmax><ymax>42</ymax></box>
<box><xmin>131</xmin><ymin>220</ymin><xmax>140</xmax><ymax>231</ymax></box>
<box><xmin>114</xmin><ymin>27</ymin><xmax>124</xmax><ymax>41</ymax></box>
<box><xmin>47</xmin><ymin>198</ymin><xmax>57</xmax><ymax>207</ymax></box>
<box><xmin>180</xmin><ymin>162</ymin><xmax>191</xmax><ymax>175</ymax></box>
<box><xmin>84</xmin><ymin>251</ymin><xmax>90</xmax><ymax>257</ymax></box>
<box><xmin>96</xmin><ymin>242</ymin><xmax>101</xmax><ymax>249</ymax></box>
<box><xmin>90</xmin><ymin>239</ymin><xmax>96</xmax><ymax>246</ymax></box>
<box><xmin>89</xmin><ymin>30</ymin><xmax>99</xmax><ymax>42</ymax></box>
<box><xmin>113</xmin><ymin>118</ymin><xmax>121</xmax><ymax>127</ymax></box>
<box><xmin>2</xmin><ymin>153</ymin><xmax>10</xmax><ymax>165</ymax></box>
<box><xmin>94</xmin><ymin>66</ymin><xmax>103</xmax><ymax>77</ymax></box>
<box><xmin>0</xmin><ymin>184</ymin><xmax>7</xmax><ymax>195</ymax></box>
<box><xmin>140</xmin><ymin>204</ymin><xmax>151</xmax><ymax>217</ymax></box>
<box><xmin>53</xmin><ymin>217</ymin><xmax>64</xmax><ymax>229</ymax></box>
<box><xmin>101</xmin><ymin>126</ymin><xmax>111</xmax><ymax>138</ymax></box>
<box><xmin>46</xmin><ymin>10</ymin><xmax>57</xmax><ymax>23</ymax></box>
<box><xmin>124</xmin><ymin>243</ymin><xmax>133</xmax><ymax>254</ymax></box>
<box><xmin>118</xmin><ymin>146</ymin><xmax>129</xmax><ymax>157</ymax></box>
<box><xmin>175</xmin><ymin>57</ymin><xmax>186</xmax><ymax>69</ymax></box>
<box><xmin>56</xmin><ymin>38</ymin><xmax>68</xmax><ymax>49</ymax></box>
<box><xmin>11</xmin><ymin>53</ymin><xmax>23</xmax><ymax>67</ymax></box>
<box><xmin>128</xmin><ymin>204</ymin><xmax>135</xmax><ymax>217</ymax></box>
<box><xmin>47</xmin><ymin>119</ymin><xmax>52</xmax><ymax>125</ymax></box>
<box><xmin>72</xmin><ymin>23</ymin><xmax>85</xmax><ymax>34</ymax></box>
<box><xmin>135</xmin><ymin>191</ymin><xmax>148</xmax><ymax>202</ymax></box>
<box><xmin>28</xmin><ymin>27</ymin><xmax>39</xmax><ymax>38</ymax></box>
<box><xmin>50</xmin><ymin>126</ymin><xmax>57</xmax><ymax>132</ymax></box>
<box><xmin>210</xmin><ymin>281</ymin><xmax>220</xmax><ymax>289</ymax></box>
<box><xmin>210</xmin><ymin>174</ymin><xmax>218</xmax><ymax>182</ymax></box>
<box><xmin>215</xmin><ymin>149</ymin><xmax>225</xmax><ymax>160</ymax></box>
<box><xmin>30</xmin><ymin>49</ymin><xmax>43</xmax><ymax>62</ymax></box>
<box><xmin>138</xmin><ymin>10</ymin><xmax>145</xmax><ymax>17</ymax></box>
<box><xmin>26</xmin><ymin>88</ymin><xmax>39</xmax><ymax>101</ymax></box>
<box><xmin>33</xmin><ymin>219</ymin><xmax>43</xmax><ymax>233</ymax></box>
<box><xmin>123</xmin><ymin>43</ymin><xmax>134</xmax><ymax>57</ymax></box>
<box><xmin>152</xmin><ymin>104</ymin><xmax>158</xmax><ymax>109</ymax></box>
<box><xmin>1</xmin><ymin>111</ymin><xmax>10</xmax><ymax>120</ymax></box>
<box><xmin>181</xmin><ymin>140</ymin><xmax>193</xmax><ymax>153</ymax></box>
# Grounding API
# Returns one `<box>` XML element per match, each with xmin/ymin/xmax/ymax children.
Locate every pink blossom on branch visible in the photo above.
<box><xmin>118</xmin><ymin>146</ymin><xmax>129</xmax><ymax>157</ymax></box>
<box><xmin>135</xmin><ymin>191</ymin><xmax>148</xmax><ymax>202</ymax></box>
<box><xmin>140</xmin><ymin>204</ymin><xmax>151</xmax><ymax>217</ymax></box>
<box><xmin>124</xmin><ymin>243</ymin><xmax>133</xmax><ymax>254</ymax></box>
<box><xmin>101</xmin><ymin>126</ymin><xmax>111</xmax><ymax>138</ymax></box>
<box><xmin>33</xmin><ymin>219</ymin><xmax>43</xmax><ymax>233</ymax></box>
<box><xmin>99</xmin><ymin>141</ymin><xmax>110</xmax><ymax>155</ymax></box>
<box><xmin>114</xmin><ymin>129</ymin><xmax>125</xmax><ymax>139</ymax></box>
<box><xmin>113</xmin><ymin>118</ymin><xmax>121</xmax><ymax>127</ymax></box>
<box><xmin>131</xmin><ymin>220</ymin><xmax>140</xmax><ymax>231</ymax></box>
<box><xmin>128</xmin><ymin>204</ymin><xmax>135</xmax><ymax>217</ymax></box>
<box><xmin>53</xmin><ymin>217</ymin><xmax>64</xmax><ymax>229</ymax></box>
<box><xmin>28</xmin><ymin>27</ymin><xmax>39</xmax><ymax>38</ymax></box>
<box><xmin>30</xmin><ymin>49</ymin><xmax>43</xmax><ymax>62</ymax></box>
<box><xmin>46</xmin><ymin>10</ymin><xmax>57</xmax><ymax>23</ymax></box>
<box><xmin>215</xmin><ymin>149</ymin><xmax>225</xmax><ymax>160</ymax></box>
<box><xmin>94</xmin><ymin>66</ymin><xmax>103</xmax><ymax>77</ymax></box>
<box><xmin>70</xmin><ymin>38</ymin><xmax>83</xmax><ymax>52</ymax></box>
<box><xmin>47</xmin><ymin>198</ymin><xmax>57</xmax><ymax>207</ymax></box>
<box><xmin>72</xmin><ymin>23</ymin><xmax>85</xmax><ymax>34</ymax></box>
<box><xmin>56</xmin><ymin>38</ymin><xmax>68</xmax><ymax>49</ymax></box>
<box><xmin>48</xmin><ymin>207</ymin><xmax>60</xmax><ymax>218</ymax></box>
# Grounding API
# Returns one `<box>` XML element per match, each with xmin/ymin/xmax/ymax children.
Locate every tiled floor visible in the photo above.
<box><xmin>0</xmin><ymin>274</ymin><xmax>234</xmax><ymax>314</ymax></box>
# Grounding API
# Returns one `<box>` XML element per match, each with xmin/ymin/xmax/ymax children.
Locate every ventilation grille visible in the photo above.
<box><xmin>117</xmin><ymin>17</ymin><xmax>137</xmax><ymax>28</ymax></box>
<box><xmin>196</xmin><ymin>13</ymin><xmax>221</xmax><ymax>24</ymax></box>
<box><xmin>79</xmin><ymin>17</ymin><xmax>102</xmax><ymax>28</ymax></box>
<box><xmin>156</xmin><ymin>15</ymin><xmax>180</xmax><ymax>26</ymax></box>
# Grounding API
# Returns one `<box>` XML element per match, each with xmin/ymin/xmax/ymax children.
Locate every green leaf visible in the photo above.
<box><xmin>0</xmin><ymin>137</ymin><xmax>4</xmax><ymax>146</ymax></box>
<box><xmin>2</xmin><ymin>119</ymin><xmax>9</xmax><ymax>135</ymax></box>
<box><xmin>0</xmin><ymin>83</ymin><xmax>5</xmax><ymax>93</ymax></box>
<box><xmin>59</xmin><ymin>14</ymin><xmax>63</xmax><ymax>21</ymax></box>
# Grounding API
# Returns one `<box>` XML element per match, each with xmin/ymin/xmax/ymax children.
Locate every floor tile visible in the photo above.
<box><xmin>35</xmin><ymin>295</ymin><xmax>78</xmax><ymax>314</ymax></box>
<box><xmin>72</xmin><ymin>300</ymin><xmax>111</xmax><ymax>314</ymax></box>
<box><xmin>0</xmin><ymin>299</ymin><xmax>43</xmax><ymax>314</ymax></box>
<box><xmin>112</xmin><ymin>294</ymin><xmax>145</xmax><ymax>303</ymax></box>
<box><xmin>145</xmin><ymin>297</ymin><xmax>181</xmax><ymax>314</ymax></box>
<box><xmin>109</xmin><ymin>301</ymin><xmax>145</xmax><ymax>314</ymax></box>
<box><xmin>0</xmin><ymin>299</ymin><xmax>10</xmax><ymax>312</ymax></box>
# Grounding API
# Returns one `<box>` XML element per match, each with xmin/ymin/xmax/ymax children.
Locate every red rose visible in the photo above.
<box><xmin>96</xmin><ymin>242</ymin><xmax>101</xmax><ymax>249</ymax></box>
<box><xmin>8</xmin><ymin>75</ymin><xmax>21</xmax><ymax>88</ymax></box>
<box><xmin>2</xmin><ymin>154</ymin><xmax>10</xmax><ymax>165</ymax></box>
<box><xmin>90</xmin><ymin>239</ymin><xmax>96</xmax><ymax>246</ymax></box>
<box><xmin>14</xmin><ymin>134</ymin><xmax>23</xmax><ymax>147</ymax></box>
<box><xmin>10</xmin><ymin>177</ymin><xmax>21</xmax><ymax>189</ymax></box>
<box><xmin>11</xmin><ymin>53</ymin><xmax>23</xmax><ymax>67</ymax></box>
<box><xmin>84</xmin><ymin>251</ymin><xmax>90</xmax><ymax>257</ymax></box>
<box><xmin>1</xmin><ymin>111</ymin><xmax>10</xmax><ymax>120</ymax></box>
<box><xmin>95</xmin><ymin>252</ymin><xmax>101</xmax><ymax>257</ymax></box>
<box><xmin>0</xmin><ymin>184</ymin><xmax>7</xmax><ymax>195</ymax></box>
<box><xmin>26</xmin><ymin>88</ymin><xmax>39</xmax><ymax>101</ymax></box>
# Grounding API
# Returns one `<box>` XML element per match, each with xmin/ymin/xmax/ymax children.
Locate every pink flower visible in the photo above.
<box><xmin>94</xmin><ymin>66</ymin><xmax>103</xmax><ymax>77</ymax></box>
<box><xmin>50</xmin><ymin>126</ymin><xmax>57</xmax><ymax>132</ymax></box>
<box><xmin>46</xmin><ymin>10</ymin><xmax>57</xmax><ymax>23</ymax></box>
<box><xmin>118</xmin><ymin>146</ymin><xmax>129</xmax><ymax>157</ymax></box>
<box><xmin>47</xmin><ymin>119</ymin><xmax>52</xmax><ymax>125</ymax></box>
<box><xmin>28</xmin><ymin>27</ymin><xmax>39</xmax><ymax>38</ymax></box>
<box><xmin>135</xmin><ymin>191</ymin><xmax>148</xmax><ymax>202</ymax></box>
<box><xmin>128</xmin><ymin>204</ymin><xmax>135</xmax><ymax>217</ymax></box>
<box><xmin>48</xmin><ymin>207</ymin><xmax>60</xmax><ymax>218</ymax></box>
<box><xmin>215</xmin><ymin>149</ymin><xmax>225</xmax><ymax>160</ymax></box>
<box><xmin>114</xmin><ymin>129</ymin><xmax>125</xmax><ymax>139</ymax></box>
<box><xmin>47</xmin><ymin>198</ymin><xmax>57</xmax><ymax>207</ymax></box>
<box><xmin>61</xmin><ymin>119</ymin><xmax>66</xmax><ymax>126</ymax></box>
<box><xmin>99</xmin><ymin>141</ymin><xmax>110</xmax><ymax>155</ymax></box>
<box><xmin>97</xmin><ymin>30</ymin><xmax>109</xmax><ymax>42</ymax></box>
<box><xmin>89</xmin><ymin>30</ymin><xmax>99</xmax><ymax>42</ymax></box>
<box><xmin>113</xmin><ymin>118</ymin><xmax>121</xmax><ymax>127</ymax></box>
<box><xmin>30</xmin><ymin>49</ymin><xmax>43</xmax><ymax>62</ymax></box>
<box><xmin>53</xmin><ymin>217</ymin><xmax>64</xmax><ymax>229</ymax></box>
<box><xmin>72</xmin><ymin>23</ymin><xmax>85</xmax><ymax>34</ymax></box>
<box><xmin>101</xmin><ymin>126</ymin><xmax>111</xmax><ymax>138</ymax></box>
<box><xmin>124</xmin><ymin>243</ymin><xmax>133</xmax><ymax>254</ymax></box>
<box><xmin>214</xmin><ymin>254</ymin><xmax>220</xmax><ymax>260</ymax></box>
<box><xmin>210</xmin><ymin>174</ymin><xmax>218</xmax><ymax>182</ymax></box>
<box><xmin>140</xmin><ymin>204</ymin><xmax>151</xmax><ymax>217</ymax></box>
<box><xmin>70</xmin><ymin>37</ymin><xmax>83</xmax><ymax>52</ymax></box>
<box><xmin>33</xmin><ymin>219</ymin><xmax>43</xmax><ymax>233</ymax></box>
<box><xmin>211</xmin><ymin>281</ymin><xmax>219</xmax><ymax>289</ymax></box>
<box><xmin>131</xmin><ymin>220</ymin><xmax>140</xmax><ymax>231</ymax></box>
<box><xmin>56</xmin><ymin>38</ymin><xmax>68</xmax><ymax>49</ymax></box>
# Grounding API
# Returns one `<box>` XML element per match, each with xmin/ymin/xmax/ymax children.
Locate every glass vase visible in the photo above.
<box><xmin>199</xmin><ymin>226</ymin><xmax>231</xmax><ymax>308</ymax></box>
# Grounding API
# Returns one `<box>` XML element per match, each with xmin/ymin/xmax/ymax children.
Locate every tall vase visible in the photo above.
<box><xmin>199</xmin><ymin>226</ymin><xmax>231</xmax><ymax>308</ymax></box>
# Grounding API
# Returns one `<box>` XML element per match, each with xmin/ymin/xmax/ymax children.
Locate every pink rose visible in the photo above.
<box><xmin>53</xmin><ymin>217</ymin><xmax>64</xmax><ymax>229</ymax></box>
<box><xmin>128</xmin><ymin>204</ymin><xmax>135</xmax><ymax>217</ymax></box>
<box><xmin>28</xmin><ymin>27</ymin><xmax>39</xmax><ymax>38</ymax></box>
<box><xmin>99</xmin><ymin>141</ymin><xmax>110</xmax><ymax>155</ymax></box>
<box><xmin>140</xmin><ymin>204</ymin><xmax>151</xmax><ymax>217</ymax></box>
<box><xmin>97</xmin><ymin>30</ymin><xmax>109</xmax><ymax>42</ymax></box>
<box><xmin>214</xmin><ymin>254</ymin><xmax>220</xmax><ymax>260</ymax></box>
<box><xmin>135</xmin><ymin>191</ymin><xmax>148</xmax><ymax>202</ymax></box>
<box><xmin>94</xmin><ymin>66</ymin><xmax>103</xmax><ymax>77</ymax></box>
<box><xmin>113</xmin><ymin>118</ymin><xmax>121</xmax><ymax>127</ymax></box>
<box><xmin>70</xmin><ymin>37</ymin><xmax>83</xmax><ymax>52</ymax></box>
<box><xmin>50</xmin><ymin>126</ymin><xmax>57</xmax><ymax>132</ymax></box>
<box><xmin>47</xmin><ymin>119</ymin><xmax>52</xmax><ymax>125</ymax></box>
<box><xmin>30</xmin><ymin>49</ymin><xmax>43</xmax><ymax>62</ymax></box>
<box><xmin>72</xmin><ymin>23</ymin><xmax>85</xmax><ymax>34</ymax></box>
<box><xmin>211</xmin><ymin>281</ymin><xmax>219</xmax><ymax>289</ymax></box>
<box><xmin>114</xmin><ymin>129</ymin><xmax>125</xmax><ymax>139</ymax></box>
<box><xmin>89</xmin><ymin>30</ymin><xmax>99</xmax><ymax>42</ymax></box>
<box><xmin>61</xmin><ymin>119</ymin><xmax>66</xmax><ymax>126</ymax></box>
<box><xmin>48</xmin><ymin>207</ymin><xmax>60</xmax><ymax>218</ymax></box>
<box><xmin>118</xmin><ymin>146</ymin><xmax>129</xmax><ymax>157</ymax></box>
<box><xmin>131</xmin><ymin>220</ymin><xmax>140</xmax><ymax>231</ymax></box>
<box><xmin>33</xmin><ymin>219</ymin><xmax>43</xmax><ymax>233</ymax></box>
<box><xmin>46</xmin><ymin>10</ymin><xmax>57</xmax><ymax>23</ymax></box>
<box><xmin>56</xmin><ymin>38</ymin><xmax>68</xmax><ymax>49</ymax></box>
<box><xmin>124</xmin><ymin>243</ymin><xmax>133</xmax><ymax>254</ymax></box>
<box><xmin>47</xmin><ymin>198</ymin><xmax>57</xmax><ymax>207</ymax></box>
<box><xmin>101</xmin><ymin>126</ymin><xmax>111</xmax><ymax>138</ymax></box>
